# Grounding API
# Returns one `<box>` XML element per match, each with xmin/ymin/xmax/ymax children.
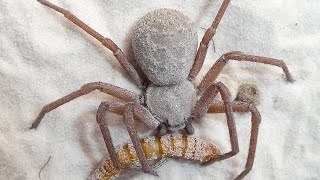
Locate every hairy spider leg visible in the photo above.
<box><xmin>189</xmin><ymin>0</ymin><xmax>231</xmax><ymax>79</ymax></box>
<box><xmin>192</xmin><ymin>82</ymin><xmax>241</xmax><ymax>178</ymax></box>
<box><xmin>198</xmin><ymin>51</ymin><xmax>294</xmax><ymax>92</ymax></box>
<box><xmin>96</xmin><ymin>101</ymin><xmax>160</xmax><ymax>174</ymax></box>
<box><xmin>207</xmin><ymin>101</ymin><xmax>261</xmax><ymax>180</ymax></box>
<box><xmin>30</xmin><ymin>82</ymin><xmax>139</xmax><ymax>129</ymax></box>
<box><xmin>37</xmin><ymin>0</ymin><xmax>145</xmax><ymax>87</ymax></box>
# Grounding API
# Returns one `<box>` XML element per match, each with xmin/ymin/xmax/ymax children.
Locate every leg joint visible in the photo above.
<box><xmin>96</xmin><ymin>102</ymin><xmax>111</xmax><ymax>125</ymax></box>
<box><xmin>249</xmin><ymin>104</ymin><xmax>262</xmax><ymax>124</ymax></box>
<box><xmin>63</xmin><ymin>10</ymin><xmax>71</xmax><ymax>18</ymax></box>
<box><xmin>42</xmin><ymin>104</ymin><xmax>50</xmax><ymax>111</ymax></box>
<box><xmin>113</xmin><ymin>48</ymin><xmax>121</xmax><ymax>56</ymax></box>
<box><xmin>213</xmin><ymin>81</ymin><xmax>232</xmax><ymax>100</ymax></box>
<box><xmin>224</xmin><ymin>51</ymin><xmax>242</xmax><ymax>59</ymax></box>
<box><xmin>213</xmin><ymin>81</ymin><xmax>223</xmax><ymax>87</ymax></box>
<box><xmin>80</xmin><ymin>82</ymin><xmax>104</xmax><ymax>94</ymax></box>
<box><xmin>232</xmin><ymin>146</ymin><xmax>240</xmax><ymax>155</ymax></box>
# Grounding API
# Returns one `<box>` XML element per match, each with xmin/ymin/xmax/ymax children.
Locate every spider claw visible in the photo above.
<box><xmin>29</xmin><ymin>123</ymin><xmax>37</xmax><ymax>129</ymax></box>
<box><xmin>30</xmin><ymin>120</ymin><xmax>41</xmax><ymax>129</ymax></box>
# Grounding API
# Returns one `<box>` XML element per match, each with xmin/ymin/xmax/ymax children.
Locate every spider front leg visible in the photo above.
<box><xmin>37</xmin><ymin>0</ymin><xmax>146</xmax><ymax>87</ymax></box>
<box><xmin>96</xmin><ymin>101</ymin><xmax>160</xmax><ymax>174</ymax></box>
<box><xmin>207</xmin><ymin>101</ymin><xmax>261</xmax><ymax>180</ymax></box>
<box><xmin>198</xmin><ymin>52</ymin><xmax>294</xmax><ymax>92</ymax></box>
<box><xmin>31</xmin><ymin>82</ymin><xmax>139</xmax><ymax>129</ymax></box>
<box><xmin>189</xmin><ymin>0</ymin><xmax>231</xmax><ymax>79</ymax></box>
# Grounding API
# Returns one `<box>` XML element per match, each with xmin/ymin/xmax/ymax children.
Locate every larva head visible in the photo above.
<box><xmin>132</xmin><ymin>9</ymin><xmax>198</xmax><ymax>86</ymax></box>
<box><xmin>201</xmin><ymin>143</ymin><xmax>221</xmax><ymax>162</ymax></box>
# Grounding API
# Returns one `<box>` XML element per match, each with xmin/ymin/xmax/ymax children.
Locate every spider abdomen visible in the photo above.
<box><xmin>145</xmin><ymin>80</ymin><xmax>196</xmax><ymax>131</ymax></box>
<box><xmin>132</xmin><ymin>9</ymin><xmax>198</xmax><ymax>86</ymax></box>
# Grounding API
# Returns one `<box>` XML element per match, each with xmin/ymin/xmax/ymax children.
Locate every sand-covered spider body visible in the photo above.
<box><xmin>133</xmin><ymin>9</ymin><xmax>198</xmax><ymax>132</ymax></box>
<box><xmin>32</xmin><ymin>0</ymin><xmax>293</xmax><ymax>179</ymax></box>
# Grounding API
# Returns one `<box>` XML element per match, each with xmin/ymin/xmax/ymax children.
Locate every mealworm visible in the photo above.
<box><xmin>90</xmin><ymin>134</ymin><xmax>221</xmax><ymax>180</ymax></box>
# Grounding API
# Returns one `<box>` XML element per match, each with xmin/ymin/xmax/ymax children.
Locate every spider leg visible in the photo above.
<box><xmin>198</xmin><ymin>51</ymin><xmax>294</xmax><ymax>92</ymax></box>
<box><xmin>96</xmin><ymin>101</ymin><xmax>160</xmax><ymax>173</ymax></box>
<box><xmin>193</xmin><ymin>82</ymin><xmax>240</xmax><ymax>165</ymax></box>
<box><xmin>96</xmin><ymin>101</ymin><xmax>125</xmax><ymax>169</ymax></box>
<box><xmin>37</xmin><ymin>0</ymin><xmax>145</xmax><ymax>87</ymax></box>
<box><xmin>123</xmin><ymin>103</ymin><xmax>159</xmax><ymax>174</ymax></box>
<box><xmin>31</xmin><ymin>82</ymin><xmax>139</xmax><ymax>129</ymax></box>
<box><xmin>189</xmin><ymin>0</ymin><xmax>231</xmax><ymax>80</ymax></box>
<box><xmin>207</xmin><ymin>101</ymin><xmax>261</xmax><ymax>180</ymax></box>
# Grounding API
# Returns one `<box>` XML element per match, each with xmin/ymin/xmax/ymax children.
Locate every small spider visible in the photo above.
<box><xmin>31</xmin><ymin>0</ymin><xmax>294</xmax><ymax>179</ymax></box>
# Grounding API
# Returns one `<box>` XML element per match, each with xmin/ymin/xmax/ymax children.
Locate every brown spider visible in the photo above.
<box><xmin>31</xmin><ymin>0</ymin><xmax>293</xmax><ymax>179</ymax></box>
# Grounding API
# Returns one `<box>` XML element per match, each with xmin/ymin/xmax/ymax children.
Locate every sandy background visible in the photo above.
<box><xmin>1</xmin><ymin>0</ymin><xmax>320</xmax><ymax>179</ymax></box>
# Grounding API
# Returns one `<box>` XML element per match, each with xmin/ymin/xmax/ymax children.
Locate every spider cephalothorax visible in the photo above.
<box><xmin>145</xmin><ymin>80</ymin><xmax>196</xmax><ymax>132</ymax></box>
<box><xmin>32</xmin><ymin>0</ymin><xmax>293</xmax><ymax>179</ymax></box>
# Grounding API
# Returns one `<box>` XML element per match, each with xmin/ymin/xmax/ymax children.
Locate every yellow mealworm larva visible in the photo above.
<box><xmin>90</xmin><ymin>134</ymin><xmax>220</xmax><ymax>180</ymax></box>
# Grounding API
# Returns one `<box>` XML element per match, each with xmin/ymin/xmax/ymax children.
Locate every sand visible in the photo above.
<box><xmin>1</xmin><ymin>0</ymin><xmax>320</xmax><ymax>179</ymax></box>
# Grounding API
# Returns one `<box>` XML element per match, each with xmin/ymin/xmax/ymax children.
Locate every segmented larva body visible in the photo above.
<box><xmin>90</xmin><ymin>134</ymin><xmax>221</xmax><ymax>180</ymax></box>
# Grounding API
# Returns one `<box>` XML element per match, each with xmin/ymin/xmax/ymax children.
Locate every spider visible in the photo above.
<box><xmin>31</xmin><ymin>0</ymin><xmax>293</xmax><ymax>179</ymax></box>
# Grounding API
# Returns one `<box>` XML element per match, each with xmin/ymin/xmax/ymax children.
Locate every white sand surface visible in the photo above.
<box><xmin>1</xmin><ymin>0</ymin><xmax>320</xmax><ymax>179</ymax></box>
